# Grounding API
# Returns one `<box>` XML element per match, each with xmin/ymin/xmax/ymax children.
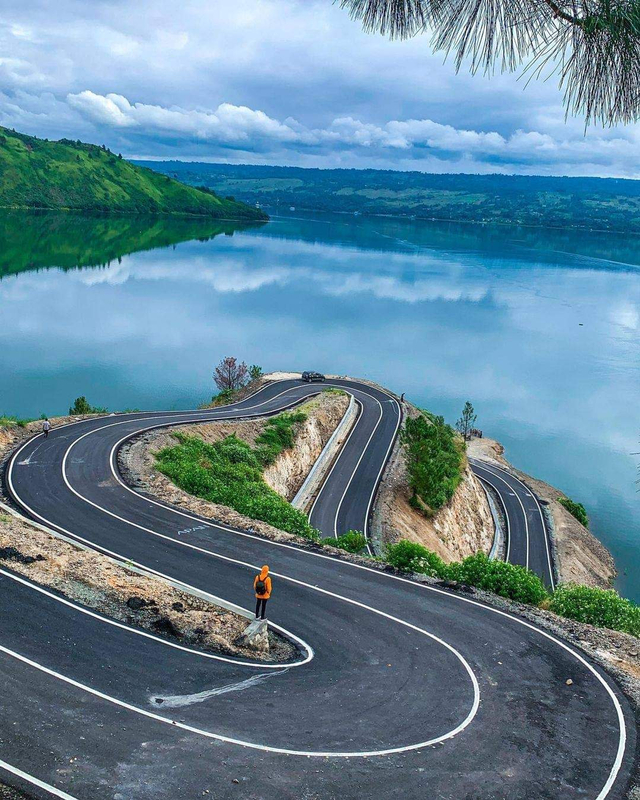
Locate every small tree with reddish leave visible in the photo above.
<box><xmin>214</xmin><ymin>356</ymin><xmax>248</xmax><ymax>393</ymax></box>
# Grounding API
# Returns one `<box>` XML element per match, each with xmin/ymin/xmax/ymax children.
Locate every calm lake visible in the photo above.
<box><xmin>1</xmin><ymin>209</ymin><xmax>638</xmax><ymax>601</ymax></box>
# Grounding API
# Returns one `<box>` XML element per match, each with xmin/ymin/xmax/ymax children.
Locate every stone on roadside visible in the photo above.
<box><xmin>234</xmin><ymin>619</ymin><xmax>269</xmax><ymax>653</ymax></box>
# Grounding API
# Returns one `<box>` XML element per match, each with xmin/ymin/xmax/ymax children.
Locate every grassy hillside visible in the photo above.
<box><xmin>138</xmin><ymin>161</ymin><xmax>640</xmax><ymax>234</ymax></box>
<box><xmin>0</xmin><ymin>127</ymin><xmax>266</xmax><ymax>220</ymax></box>
<box><xmin>0</xmin><ymin>210</ymin><xmax>261</xmax><ymax>278</ymax></box>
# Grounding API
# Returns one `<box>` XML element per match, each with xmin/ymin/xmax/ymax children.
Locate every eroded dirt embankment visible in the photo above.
<box><xmin>0</xmin><ymin>416</ymin><xmax>295</xmax><ymax>661</ymax></box>
<box><xmin>468</xmin><ymin>437</ymin><xmax>616</xmax><ymax>589</ymax></box>
<box><xmin>371</xmin><ymin>403</ymin><xmax>495</xmax><ymax>561</ymax></box>
<box><xmin>120</xmin><ymin>391</ymin><xmax>349</xmax><ymax>540</ymax></box>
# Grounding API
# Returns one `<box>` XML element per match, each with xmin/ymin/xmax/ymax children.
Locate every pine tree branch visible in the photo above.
<box><xmin>541</xmin><ymin>0</ymin><xmax>582</xmax><ymax>25</ymax></box>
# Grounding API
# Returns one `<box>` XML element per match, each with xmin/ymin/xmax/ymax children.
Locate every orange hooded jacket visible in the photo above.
<box><xmin>254</xmin><ymin>565</ymin><xmax>272</xmax><ymax>599</ymax></box>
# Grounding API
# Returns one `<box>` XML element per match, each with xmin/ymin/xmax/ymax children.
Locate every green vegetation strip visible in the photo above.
<box><xmin>155</xmin><ymin>411</ymin><xmax>318</xmax><ymax>539</ymax></box>
<box><xmin>321</xmin><ymin>531</ymin><xmax>367</xmax><ymax>553</ymax></box>
<box><xmin>385</xmin><ymin>540</ymin><xmax>639</xmax><ymax>637</ymax></box>
<box><xmin>401</xmin><ymin>412</ymin><xmax>464</xmax><ymax>516</ymax></box>
<box><xmin>0</xmin><ymin>415</ymin><xmax>36</xmax><ymax>429</ymax></box>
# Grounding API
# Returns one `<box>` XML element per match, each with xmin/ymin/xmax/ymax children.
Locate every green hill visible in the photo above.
<box><xmin>0</xmin><ymin>127</ymin><xmax>267</xmax><ymax>220</ymax></box>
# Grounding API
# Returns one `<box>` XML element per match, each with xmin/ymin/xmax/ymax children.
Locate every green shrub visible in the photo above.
<box><xmin>69</xmin><ymin>396</ymin><xmax>107</xmax><ymax>415</ymax></box>
<box><xmin>558</xmin><ymin>496</ymin><xmax>589</xmax><ymax>528</ymax></box>
<box><xmin>385</xmin><ymin>540</ymin><xmax>449</xmax><ymax>578</ymax></box>
<box><xmin>401</xmin><ymin>413</ymin><xmax>464</xmax><ymax>514</ymax></box>
<box><xmin>550</xmin><ymin>584</ymin><xmax>640</xmax><ymax>637</ymax></box>
<box><xmin>202</xmin><ymin>387</ymin><xmax>237</xmax><ymax>408</ymax></box>
<box><xmin>382</xmin><ymin>539</ymin><xmax>637</xmax><ymax>636</ymax></box>
<box><xmin>155</xmin><ymin>426</ymin><xmax>318</xmax><ymax>540</ymax></box>
<box><xmin>322</xmin><ymin>531</ymin><xmax>367</xmax><ymax>553</ymax></box>
<box><xmin>448</xmin><ymin>553</ymin><xmax>548</xmax><ymax>604</ymax></box>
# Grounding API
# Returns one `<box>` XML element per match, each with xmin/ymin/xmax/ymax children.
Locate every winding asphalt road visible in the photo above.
<box><xmin>470</xmin><ymin>459</ymin><xmax>556</xmax><ymax>590</ymax></box>
<box><xmin>0</xmin><ymin>378</ymin><xmax>635</xmax><ymax>799</ymax></box>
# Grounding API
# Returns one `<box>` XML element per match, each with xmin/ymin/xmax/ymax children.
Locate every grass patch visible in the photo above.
<box><xmin>550</xmin><ymin>584</ymin><xmax>639</xmax><ymax>637</ymax></box>
<box><xmin>385</xmin><ymin>540</ymin><xmax>448</xmax><ymax>577</ymax></box>
<box><xmin>254</xmin><ymin>411</ymin><xmax>307</xmax><ymax>466</ymax></box>
<box><xmin>558</xmin><ymin>496</ymin><xmax>589</xmax><ymax>528</ymax></box>
<box><xmin>199</xmin><ymin>387</ymin><xmax>239</xmax><ymax>408</ymax></box>
<box><xmin>155</xmin><ymin>411</ymin><xmax>317</xmax><ymax>539</ymax></box>
<box><xmin>322</xmin><ymin>531</ymin><xmax>367</xmax><ymax>553</ymax></box>
<box><xmin>401</xmin><ymin>412</ymin><xmax>464</xmax><ymax>515</ymax></box>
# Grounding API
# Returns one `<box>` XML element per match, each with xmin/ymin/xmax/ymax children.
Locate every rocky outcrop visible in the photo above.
<box><xmin>468</xmin><ymin>437</ymin><xmax>616</xmax><ymax>589</ymax></box>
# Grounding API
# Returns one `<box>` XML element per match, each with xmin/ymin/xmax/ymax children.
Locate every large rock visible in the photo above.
<box><xmin>234</xmin><ymin>619</ymin><xmax>269</xmax><ymax>653</ymax></box>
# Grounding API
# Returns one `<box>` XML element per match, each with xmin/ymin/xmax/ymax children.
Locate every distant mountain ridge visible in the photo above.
<box><xmin>0</xmin><ymin>128</ymin><xmax>266</xmax><ymax>220</ymax></box>
<box><xmin>136</xmin><ymin>161</ymin><xmax>640</xmax><ymax>234</ymax></box>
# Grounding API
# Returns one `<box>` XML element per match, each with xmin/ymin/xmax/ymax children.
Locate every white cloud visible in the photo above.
<box><xmin>64</xmin><ymin>90</ymin><xmax>640</xmax><ymax>173</ymax></box>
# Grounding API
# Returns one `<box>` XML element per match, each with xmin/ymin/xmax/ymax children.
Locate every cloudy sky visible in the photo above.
<box><xmin>1</xmin><ymin>0</ymin><xmax>639</xmax><ymax>177</ymax></box>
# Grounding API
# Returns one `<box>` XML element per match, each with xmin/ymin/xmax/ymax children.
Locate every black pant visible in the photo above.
<box><xmin>255</xmin><ymin>598</ymin><xmax>268</xmax><ymax>619</ymax></box>
<box><xmin>44</xmin><ymin>430</ymin><xmax>49</xmax><ymax>438</ymax></box>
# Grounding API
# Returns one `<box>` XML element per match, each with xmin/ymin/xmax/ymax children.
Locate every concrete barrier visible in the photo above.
<box><xmin>291</xmin><ymin>395</ymin><xmax>359</xmax><ymax>513</ymax></box>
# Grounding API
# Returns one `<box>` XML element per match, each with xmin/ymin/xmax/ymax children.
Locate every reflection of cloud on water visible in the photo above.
<box><xmin>1</xmin><ymin>235</ymin><xmax>637</xmax><ymax>457</ymax></box>
<box><xmin>612</xmin><ymin>302</ymin><xmax>638</xmax><ymax>331</ymax></box>
<box><xmin>74</xmin><ymin>257</ymin><xmax>292</xmax><ymax>293</ymax></box>
<box><xmin>67</xmin><ymin>250</ymin><xmax>490</xmax><ymax>304</ymax></box>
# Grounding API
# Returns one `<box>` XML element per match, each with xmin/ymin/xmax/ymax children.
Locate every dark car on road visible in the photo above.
<box><xmin>302</xmin><ymin>371</ymin><xmax>325</xmax><ymax>383</ymax></box>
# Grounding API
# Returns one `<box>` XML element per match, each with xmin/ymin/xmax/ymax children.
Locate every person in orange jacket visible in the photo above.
<box><xmin>253</xmin><ymin>565</ymin><xmax>272</xmax><ymax>620</ymax></box>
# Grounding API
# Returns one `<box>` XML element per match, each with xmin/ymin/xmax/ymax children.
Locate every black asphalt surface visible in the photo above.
<box><xmin>1</xmin><ymin>378</ymin><xmax>635</xmax><ymax>799</ymax></box>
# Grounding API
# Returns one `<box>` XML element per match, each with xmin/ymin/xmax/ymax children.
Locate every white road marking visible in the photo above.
<box><xmin>0</xmin><ymin>566</ymin><xmax>313</xmax><ymax>668</ymax></box>
<box><xmin>0</xmin><ymin>603</ymin><xmax>480</xmax><ymax>757</ymax></box>
<box><xmin>0</xmin><ymin>759</ymin><xmax>79</xmax><ymax>800</ymax></box>
<box><xmin>470</xmin><ymin>462</ymin><xmax>530</xmax><ymax>570</ymax></box>
<box><xmin>332</xmin><ymin>394</ymin><xmax>383</xmax><ymax>553</ymax></box>
<box><xmin>484</xmin><ymin>461</ymin><xmax>555</xmax><ymax>591</ymax></box>
<box><xmin>477</xmin><ymin>475</ymin><xmax>512</xmax><ymax>562</ymax></box>
<box><xmin>363</xmin><ymin>397</ymin><xmax>402</xmax><ymax>548</ymax></box>
<box><xmin>307</xmin><ymin>397</ymin><xmax>364</xmax><ymax>526</ymax></box>
<box><xmin>470</xmin><ymin>459</ymin><xmax>555</xmax><ymax>591</ymax></box>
